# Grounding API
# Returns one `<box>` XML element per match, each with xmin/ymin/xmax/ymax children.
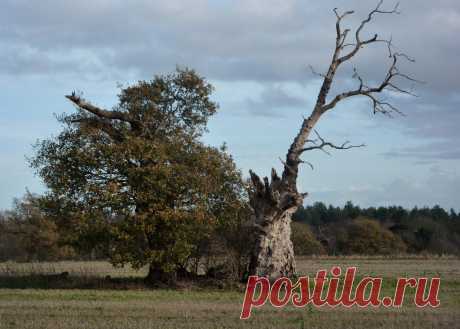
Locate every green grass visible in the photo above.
<box><xmin>0</xmin><ymin>257</ymin><xmax>458</xmax><ymax>329</ymax></box>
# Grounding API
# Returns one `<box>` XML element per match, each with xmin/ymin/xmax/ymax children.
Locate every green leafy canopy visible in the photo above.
<box><xmin>31</xmin><ymin>68</ymin><xmax>248</xmax><ymax>275</ymax></box>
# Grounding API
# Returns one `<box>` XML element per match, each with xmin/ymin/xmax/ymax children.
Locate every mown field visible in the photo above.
<box><xmin>0</xmin><ymin>256</ymin><xmax>459</xmax><ymax>329</ymax></box>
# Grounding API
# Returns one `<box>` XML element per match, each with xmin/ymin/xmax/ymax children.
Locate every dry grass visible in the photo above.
<box><xmin>295</xmin><ymin>255</ymin><xmax>460</xmax><ymax>280</ymax></box>
<box><xmin>0</xmin><ymin>261</ymin><xmax>148</xmax><ymax>278</ymax></box>
<box><xmin>0</xmin><ymin>257</ymin><xmax>458</xmax><ymax>329</ymax></box>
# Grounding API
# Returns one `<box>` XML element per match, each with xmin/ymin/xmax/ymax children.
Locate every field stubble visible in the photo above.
<box><xmin>0</xmin><ymin>256</ymin><xmax>458</xmax><ymax>329</ymax></box>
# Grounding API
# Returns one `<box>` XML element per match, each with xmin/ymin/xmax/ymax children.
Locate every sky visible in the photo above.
<box><xmin>1</xmin><ymin>0</ymin><xmax>459</xmax><ymax>211</ymax></box>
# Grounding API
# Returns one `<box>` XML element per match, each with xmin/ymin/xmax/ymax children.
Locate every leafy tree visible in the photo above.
<box><xmin>291</xmin><ymin>222</ymin><xmax>326</xmax><ymax>255</ymax></box>
<box><xmin>0</xmin><ymin>193</ymin><xmax>75</xmax><ymax>261</ymax></box>
<box><xmin>0</xmin><ymin>210</ymin><xmax>26</xmax><ymax>261</ymax></box>
<box><xmin>292</xmin><ymin>202</ymin><xmax>460</xmax><ymax>256</ymax></box>
<box><xmin>31</xmin><ymin>68</ymin><xmax>248</xmax><ymax>283</ymax></box>
<box><xmin>341</xmin><ymin>217</ymin><xmax>406</xmax><ymax>255</ymax></box>
<box><xmin>430</xmin><ymin>205</ymin><xmax>449</xmax><ymax>221</ymax></box>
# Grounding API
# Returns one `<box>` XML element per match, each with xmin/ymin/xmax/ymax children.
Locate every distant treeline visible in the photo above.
<box><xmin>1</xmin><ymin>195</ymin><xmax>459</xmax><ymax>263</ymax></box>
<box><xmin>292</xmin><ymin>201</ymin><xmax>460</xmax><ymax>256</ymax></box>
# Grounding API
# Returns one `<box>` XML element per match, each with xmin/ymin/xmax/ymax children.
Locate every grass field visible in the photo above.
<box><xmin>0</xmin><ymin>256</ymin><xmax>459</xmax><ymax>329</ymax></box>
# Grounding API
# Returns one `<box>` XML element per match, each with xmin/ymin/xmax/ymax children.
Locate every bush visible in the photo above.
<box><xmin>291</xmin><ymin>222</ymin><xmax>326</xmax><ymax>255</ymax></box>
<box><xmin>341</xmin><ymin>217</ymin><xmax>407</xmax><ymax>255</ymax></box>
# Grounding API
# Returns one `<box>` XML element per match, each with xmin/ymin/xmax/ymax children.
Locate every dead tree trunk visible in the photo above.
<box><xmin>247</xmin><ymin>169</ymin><xmax>302</xmax><ymax>279</ymax></box>
<box><xmin>248</xmin><ymin>1</ymin><xmax>416</xmax><ymax>279</ymax></box>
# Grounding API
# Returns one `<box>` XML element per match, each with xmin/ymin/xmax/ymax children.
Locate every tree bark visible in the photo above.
<box><xmin>247</xmin><ymin>168</ymin><xmax>306</xmax><ymax>280</ymax></box>
<box><xmin>247</xmin><ymin>114</ymin><xmax>320</xmax><ymax>279</ymax></box>
<box><xmin>145</xmin><ymin>263</ymin><xmax>176</xmax><ymax>285</ymax></box>
<box><xmin>248</xmin><ymin>207</ymin><xmax>298</xmax><ymax>280</ymax></box>
<box><xmin>247</xmin><ymin>3</ymin><xmax>409</xmax><ymax>280</ymax></box>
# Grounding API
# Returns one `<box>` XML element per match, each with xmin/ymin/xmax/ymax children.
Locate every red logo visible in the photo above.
<box><xmin>241</xmin><ymin>267</ymin><xmax>440</xmax><ymax>319</ymax></box>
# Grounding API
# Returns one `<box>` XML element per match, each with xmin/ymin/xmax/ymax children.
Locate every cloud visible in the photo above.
<box><xmin>308</xmin><ymin>166</ymin><xmax>460</xmax><ymax>210</ymax></box>
<box><xmin>2</xmin><ymin>0</ymin><xmax>458</xmax><ymax>144</ymax></box>
<box><xmin>1</xmin><ymin>0</ymin><xmax>459</xmax><ymax>91</ymax></box>
<box><xmin>381</xmin><ymin>92</ymin><xmax>460</xmax><ymax>160</ymax></box>
<box><xmin>245</xmin><ymin>85</ymin><xmax>307</xmax><ymax>117</ymax></box>
<box><xmin>384</xmin><ymin>144</ymin><xmax>460</xmax><ymax>161</ymax></box>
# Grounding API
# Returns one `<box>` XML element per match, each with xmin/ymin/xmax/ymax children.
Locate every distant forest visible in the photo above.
<box><xmin>292</xmin><ymin>202</ymin><xmax>460</xmax><ymax>256</ymax></box>
<box><xmin>1</xmin><ymin>196</ymin><xmax>459</xmax><ymax>263</ymax></box>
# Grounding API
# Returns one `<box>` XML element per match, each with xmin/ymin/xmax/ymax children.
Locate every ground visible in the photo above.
<box><xmin>0</xmin><ymin>256</ymin><xmax>458</xmax><ymax>329</ymax></box>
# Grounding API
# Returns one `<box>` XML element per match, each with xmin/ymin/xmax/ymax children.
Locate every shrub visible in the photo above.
<box><xmin>341</xmin><ymin>217</ymin><xmax>407</xmax><ymax>255</ymax></box>
<box><xmin>291</xmin><ymin>222</ymin><xmax>326</xmax><ymax>255</ymax></box>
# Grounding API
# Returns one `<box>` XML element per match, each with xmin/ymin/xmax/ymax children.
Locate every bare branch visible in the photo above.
<box><xmin>338</xmin><ymin>1</ymin><xmax>400</xmax><ymax>63</ymax></box>
<box><xmin>333</xmin><ymin>8</ymin><xmax>355</xmax><ymax>48</ymax></box>
<box><xmin>249</xmin><ymin>170</ymin><xmax>265</xmax><ymax>195</ymax></box>
<box><xmin>66</xmin><ymin>92</ymin><xmax>141</xmax><ymax>130</ymax></box>
<box><xmin>308</xmin><ymin>64</ymin><xmax>326</xmax><ymax>78</ymax></box>
<box><xmin>322</xmin><ymin>51</ymin><xmax>419</xmax><ymax>114</ymax></box>
<box><xmin>279</xmin><ymin>157</ymin><xmax>297</xmax><ymax>175</ymax></box>
<box><xmin>298</xmin><ymin>159</ymin><xmax>314</xmax><ymax>170</ymax></box>
<box><xmin>352</xmin><ymin>67</ymin><xmax>364</xmax><ymax>90</ymax></box>
<box><xmin>366</xmin><ymin>93</ymin><xmax>404</xmax><ymax>116</ymax></box>
<box><xmin>300</xmin><ymin>130</ymin><xmax>365</xmax><ymax>154</ymax></box>
<box><xmin>387</xmin><ymin>82</ymin><xmax>417</xmax><ymax>96</ymax></box>
<box><xmin>261</xmin><ymin>2</ymin><xmax>416</xmax><ymax>197</ymax></box>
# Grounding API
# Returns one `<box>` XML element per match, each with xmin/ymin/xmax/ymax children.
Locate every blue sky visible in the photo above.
<box><xmin>1</xmin><ymin>0</ymin><xmax>459</xmax><ymax>210</ymax></box>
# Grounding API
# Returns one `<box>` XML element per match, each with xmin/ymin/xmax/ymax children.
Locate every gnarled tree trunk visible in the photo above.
<box><xmin>248</xmin><ymin>200</ymin><xmax>298</xmax><ymax>280</ymax></box>
<box><xmin>247</xmin><ymin>2</ymin><xmax>411</xmax><ymax>280</ymax></box>
<box><xmin>247</xmin><ymin>113</ymin><xmax>321</xmax><ymax>280</ymax></box>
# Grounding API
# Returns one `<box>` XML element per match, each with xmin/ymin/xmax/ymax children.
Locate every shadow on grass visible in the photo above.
<box><xmin>0</xmin><ymin>272</ymin><xmax>244</xmax><ymax>291</ymax></box>
<box><xmin>0</xmin><ymin>272</ymin><xmax>151</xmax><ymax>290</ymax></box>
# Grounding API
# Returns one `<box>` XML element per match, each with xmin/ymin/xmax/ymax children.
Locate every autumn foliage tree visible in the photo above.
<box><xmin>291</xmin><ymin>222</ymin><xmax>326</xmax><ymax>255</ymax></box>
<box><xmin>31</xmin><ymin>68</ymin><xmax>248</xmax><ymax>283</ymax></box>
<box><xmin>340</xmin><ymin>217</ymin><xmax>407</xmax><ymax>255</ymax></box>
<box><xmin>0</xmin><ymin>193</ymin><xmax>75</xmax><ymax>261</ymax></box>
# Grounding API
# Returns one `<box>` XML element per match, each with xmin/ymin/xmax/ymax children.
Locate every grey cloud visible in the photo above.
<box><xmin>2</xmin><ymin>0</ymin><xmax>459</xmax><ymax>93</ymax></box>
<box><xmin>384</xmin><ymin>147</ymin><xmax>460</xmax><ymax>161</ymax></box>
<box><xmin>403</xmin><ymin>96</ymin><xmax>460</xmax><ymax>140</ymax></box>
<box><xmin>245</xmin><ymin>85</ymin><xmax>306</xmax><ymax>117</ymax></box>
<box><xmin>1</xmin><ymin>0</ymin><xmax>459</xmax><ymax>158</ymax></box>
<box><xmin>308</xmin><ymin>168</ymin><xmax>460</xmax><ymax>210</ymax></box>
<box><xmin>0</xmin><ymin>43</ymin><xmax>111</xmax><ymax>76</ymax></box>
<box><xmin>2</xmin><ymin>0</ymin><xmax>457</xmax><ymax>148</ymax></box>
<box><xmin>381</xmin><ymin>91</ymin><xmax>460</xmax><ymax>160</ymax></box>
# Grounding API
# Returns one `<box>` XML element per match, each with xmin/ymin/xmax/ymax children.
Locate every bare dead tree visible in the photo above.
<box><xmin>248</xmin><ymin>1</ymin><xmax>418</xmax><ymax>280</ymax></box>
